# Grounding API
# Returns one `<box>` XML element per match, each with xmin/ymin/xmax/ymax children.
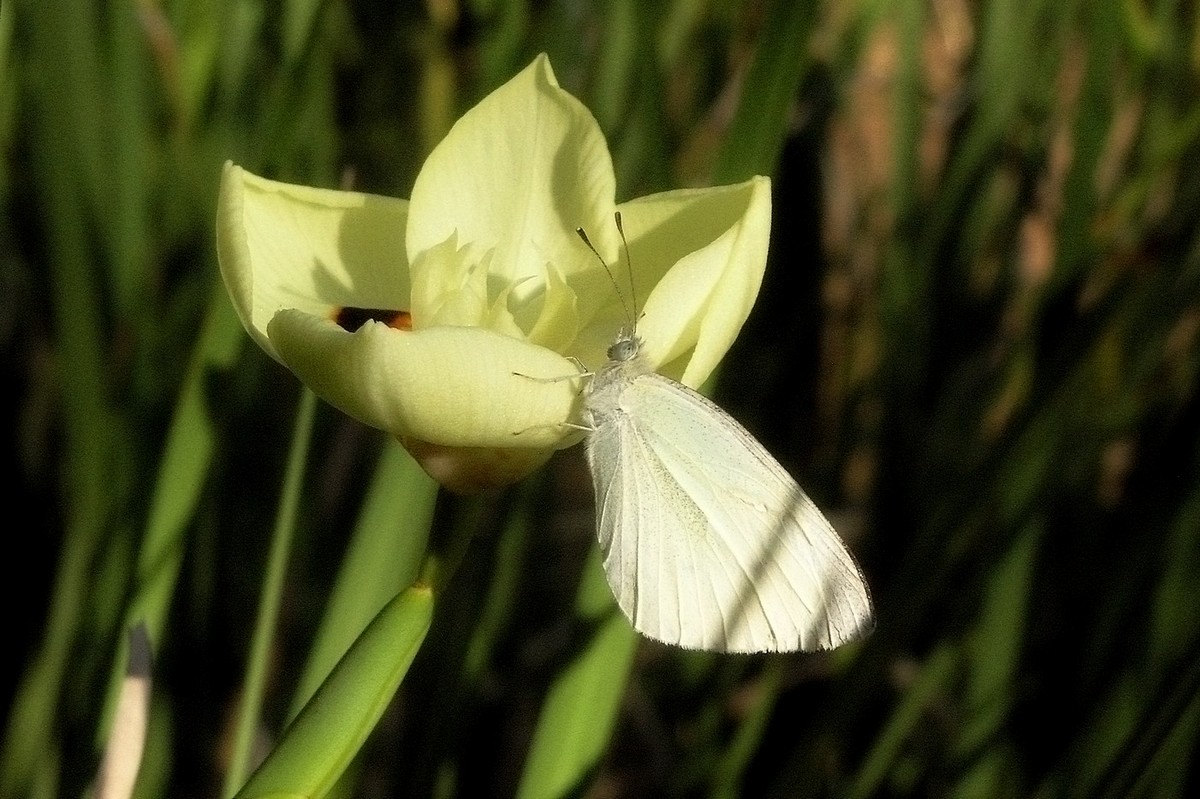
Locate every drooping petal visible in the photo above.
<box><xmin>607</xmin><ymin>176</ymin><xmax>772</xmax><ymax>388</ymax></box>
<box><xmin>406</xmin><ymin>54</ymin><xmax>617</xmax><ymax>314</ymax></box>
<box><xmin>266</xmin><ymin>310</ymin><xmax>584</xmax><ymax>451</ymax></box>
<box><xmin>217</xmin><ymin>162</ymin><xmax>412</xmax><ymax>362</ymax></box>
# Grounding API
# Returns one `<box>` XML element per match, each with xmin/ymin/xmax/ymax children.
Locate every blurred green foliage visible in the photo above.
<box><xmin>2</xmin><ymin>0</ymin><xmax>1199</xmax><ymax>797</ymax></box>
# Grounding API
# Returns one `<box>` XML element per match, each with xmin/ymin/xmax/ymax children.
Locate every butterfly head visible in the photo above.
<box><xmin>607</xmin><ymin>329</ymin><xmax>642</xmax><ymax>364</ymax></box>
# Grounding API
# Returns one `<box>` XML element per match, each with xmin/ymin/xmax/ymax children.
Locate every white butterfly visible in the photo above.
<box><xmin>583</xmin><ymin>328</ymin><xmax>874</xmax><ymax>653</ymax></box>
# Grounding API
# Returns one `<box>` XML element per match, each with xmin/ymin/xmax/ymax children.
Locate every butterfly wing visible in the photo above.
<box><xmin>586</xmin><ymin>373</ymin><xmax>873</xmax><ymax>652</ymax></box>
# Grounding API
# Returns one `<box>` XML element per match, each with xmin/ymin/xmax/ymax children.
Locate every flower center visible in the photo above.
<box><xmin>334</xmin><ymin>307</ymin><xmax>413</xmax><ymax>332</ymax></box>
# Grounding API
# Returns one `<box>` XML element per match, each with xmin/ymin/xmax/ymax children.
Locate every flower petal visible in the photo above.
<box><xmin>217</xmin><ymin>162</ymin><xmax>412</xmax><ymax>362</ymax></box>
<box><xmin>524</xmin><ymin>261</ymin><xmax>582</xmax><ymax>354</ymax></box>
<box><xmin>610</xmin><ymin>176</ymin><xmax>772</xmax><ymax>387</ymax></box>
<box><xmin>409</xmin><ymin>232</ymin><xmax>491</xmax><ymax>329</ymax></box>
<box><xmin>267</xmin><ymin>310</ymin><xmax>585</xmax><ymax>450</ymax></box>
<box><xmin>406</xmin><ymin>54</ymin><xmax>617</xmax><ymax>307</ymax></box>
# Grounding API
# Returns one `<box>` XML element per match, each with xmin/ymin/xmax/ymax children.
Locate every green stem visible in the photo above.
<box><xmin>416</xmin><ymin>494</ymin><xmax>486</xmax><ymax>594</ymax></box>
<box><xmin>224</xmin><ymin>388</ymin><xmax>319</xmax><ymax>797</ymax></box>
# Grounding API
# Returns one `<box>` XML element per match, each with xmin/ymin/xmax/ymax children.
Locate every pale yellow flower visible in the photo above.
<box><xmin>217</xmin><ymin>54</ymin><xmax>771</xmax><ymax>491</ymax></box>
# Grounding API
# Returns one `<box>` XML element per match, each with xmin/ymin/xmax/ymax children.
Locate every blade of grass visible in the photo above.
<box><xmin>713</xmin><ymin>0</ymin><xmax>818</xmax><ymax>183</ymax></box>
<box><xmin>847</xmin><ymin>645</ymin><xmax>958</xmax><ymax>799</ymax></box>
<box><xmin>516</xmin><ymin>546</ymin><xmax>639</xmax><ymax>799</ymax></box>
<box><xmin>475</xmin><ymin>0</ymin><xmax>531</xmax><ymax>91</ymax></box>
<box><xmin>1097</xmin><ymin>647</ymin><xmax>1200</xmax><ymax>799</ymax></box>
<box><xmin>95</xmin><ymin>285</ymin><xmax>244</xmax><ymax>747</ymax></box>
<box><xmin>101</xmin><ymin>0</ymin><xmax>151</xmax><ymax>323</ymax></box>
<box><xmin>1</xmin><ymin>4</ymin><xmax>120</xmax><ymax>784</ymax></box>
<box><xmin>590</xmin><ymin>0</ymin><xmax>637</xmax><ymax>134</ymax></box>
<box><xmin>709</xmin><ymin>658</ymin><xmax>783</xmax><ymax>799</ymax></box>
<box><xmin>93</xmin><ymin>625</ymin><xmax>152</xmax><ymax>799</ymax></box>
<box><xmin>922</xmin><ymin>0</ymin><xmax>1060</xmax><ymax>260</ymax></box>
<box><xmin>1053</xmin><ymin>1</ymin><xmax>1119</xmax><ymax>292</ymax></box>
<box><xmin>223</xmin><ymin>387</ymin><xmax>319</xmax><ymax>797</ymax></box>
<box><xmin>462</xmin><ymin>485</ymin><xmax>535</xmax><ymax>682</ymax></box>
<box><xmin>879</xmin><ymin>0</ymin><xmax>928</xmax><ymax>397</ymax></box>
<box><xmin>949</xmin><ymin>521</ymin><xmax>1039</xmax><ymax>796</ymax></box>
<box><xmin>1054</xmin><ymin>473</ymin><xmax>1200</xmax><ymax>798</ymax></box>
<box><xmin>0</xmin><ymin>0</ymin><xmax>15</xmax><ymax>196</ymax></box>
<box><xmin>283</xmin><ymin>0</ymin><xmax>325</xmax><ymax>67</ymax></box>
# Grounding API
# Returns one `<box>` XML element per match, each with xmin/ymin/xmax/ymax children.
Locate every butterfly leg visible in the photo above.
<box><xmin>511</xmin><ymin>356</ymin><xmax>592</xmax><ymax>383</ymax></box>
<box><xmin>509</xmin><ymin>360</ymin><xmax>593</xmax><ymax>436</ymax></box>
<box><xmin>509</xmin><ymin>419</ymin><xmax>592</xmax><ymax>436</ymax></box>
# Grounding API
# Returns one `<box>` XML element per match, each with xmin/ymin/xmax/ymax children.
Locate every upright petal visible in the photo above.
<box><xmin>613</xmin><ymin>176</ymin><xmax>772</xmax><ymax>387</ymax></box>
<box><xmin>407</xmin><ymin>54</ymin><xmax>617</xmax><ymax>313</ymax></box>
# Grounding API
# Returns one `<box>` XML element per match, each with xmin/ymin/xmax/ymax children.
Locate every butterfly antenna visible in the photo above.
<box><xmin>576</xmin><ymin>226</ymin><xmax>633</xmax><ymax>328</ymax></box>
<box><xmin>613</xmin><ymin>211</ymin><xmax>639</xmax><ymax>329</ymax></box>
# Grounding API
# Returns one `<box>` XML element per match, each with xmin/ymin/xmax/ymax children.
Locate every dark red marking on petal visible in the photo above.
<box><xmin>334</xmin><ymin>307</ymin><xmax>412</xmax><ymax>332</ymax></box>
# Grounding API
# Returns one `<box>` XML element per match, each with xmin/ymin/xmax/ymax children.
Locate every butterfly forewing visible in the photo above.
<box><xmin>589</xmin><ymin>413</ymin><xmax>728</xmax><ymax>647</ymax></box>
<box><xmin>586</xmin><ymin>371</ymin><xmax>873</xmax><ymax>653</ymax></box>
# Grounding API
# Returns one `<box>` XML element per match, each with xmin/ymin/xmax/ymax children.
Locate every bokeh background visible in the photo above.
<box><xmin>3</xmin><ymin>0</ymin><xmax>1200</xmax><ymax>797</ymax></box>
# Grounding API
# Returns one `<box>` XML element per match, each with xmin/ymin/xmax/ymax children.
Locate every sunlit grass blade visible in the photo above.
<box><xmin>93</xmin><ymin>625</ymin><xmax>152</xmax><ymax>799</ymax></box>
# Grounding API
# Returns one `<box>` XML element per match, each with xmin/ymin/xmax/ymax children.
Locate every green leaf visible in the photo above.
<box><xmin>234</xmin><ymin>585</ymin><xmax>435</xmax><ymax>799</ymax></box>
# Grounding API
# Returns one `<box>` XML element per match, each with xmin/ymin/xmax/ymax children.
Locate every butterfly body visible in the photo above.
<box><xmin>583</xmin><ymin>331</ymin><xmax>874</xmax><ymax>653</ymax></box>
